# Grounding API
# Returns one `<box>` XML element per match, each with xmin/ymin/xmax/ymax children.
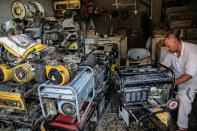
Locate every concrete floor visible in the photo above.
<box><xmin>95</xmin><ymin>97</ymin><xmax>127</xmax><ymax>131</ymax></box>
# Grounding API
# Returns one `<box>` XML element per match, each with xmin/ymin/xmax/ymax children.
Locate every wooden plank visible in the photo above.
<box><xmin>170</xmin><ymin>20</ymin><xmax>193</xmax><ymax>29</ymax></box>
<box><xmin>166</xmin><ymin>6</ymin><xmax>193</xmax><ymax>15</ymax></box>
<box><xmin>167</xmin><ymin>11</ymin><xmax>197</xmax><ymax>22</ymax></box>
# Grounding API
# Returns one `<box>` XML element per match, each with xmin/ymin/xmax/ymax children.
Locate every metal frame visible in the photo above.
<box><xmin>117</xmin><ymin>62</ymin><xmax>175</xmax><ymax>128</ymax></box>
<box><xmin>38</xmin><ymin>66</ymin><xmax>95</xmax><ymax>122</ymax></box>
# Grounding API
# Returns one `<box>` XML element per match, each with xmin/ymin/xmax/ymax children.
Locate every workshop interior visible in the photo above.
<box><xmin>0</xmin><ymin>0</ymin><xmax>197</xmax><ymax>131</ymax></box>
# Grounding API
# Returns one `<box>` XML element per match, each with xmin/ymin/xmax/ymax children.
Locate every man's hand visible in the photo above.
<box><xmin>175</xmin><ymin>73</ymin><xmax>192</xmax><ymax>86</ymax></box>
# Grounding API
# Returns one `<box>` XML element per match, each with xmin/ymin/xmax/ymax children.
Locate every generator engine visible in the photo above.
<box><xmin>39</xmin><ymin>63</ymin><xmax>110</xmax><ymax>130</ymax></box>
<box><xmin>44</xmin><ymin>53</ymin><xmax>82</xmax><ymax>86</ymax></box>
<box><xmin>11</xmin><ymin>0</ymin><xmax>45</xmax><ymax>27</ymax></box>
<box><xmin>117</xmin><ymin>63</ymin><xmax>176</xmax><ymax>129</ymax></box>
<box><xmin>41</xmin><ymin>18</ymin><xmax>64</xmax><ymax>48</ymax></box>
<box><xmin>118</xmin><ymin>64</ymin><xmax>174</xmax><ymax>106</ymax></box>
<box><xmin>62</xmin><ymin>17</ymin><xmax>79</xmax><ymax>37</ymax></box>
<box><xmin>62</xmin><ymin>17</ymin><xmax>79</xmax><ymax>51</ymax></box>
<box><xmin>4</xmin><ymin>0</ymin><xmax>45</xmax><ymax>40</ymax></box>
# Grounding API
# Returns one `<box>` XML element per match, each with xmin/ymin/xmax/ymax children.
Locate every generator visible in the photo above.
<box><xmin>41</xmin><ymin>17</ymin><xmax>80</xmax><ymax>52</ymax></box>
<box><xmin>0</xmin><ymin>35</ymin><xmax>57</xmax><ymax>130</ymax></box>
<box><xmin>4</xmin><ymin>0</ymin><xmax>45</xmax><ymax>39</ymax></box>
<box><xmin>39</xmin><ymin>49</ymin><xmax>113</xmax><ymax>130</ymax></box>
<box><xmin>0</xmin><ymin>34</ymin><xmax>48</xmax><ymax>65</ymax></box>
<box><xmin>53</xmin><ymin>0</ymin><xmax>80</xmax><ymax>17</ymax></box>
<box><xmin>38</xmin><ymin>41</ymin><xmax>118</xmax><ymax>130</ymax></box>
<box><xmin>41</xmin><ymin>18</ymin><xmax>64</xmax><ymax>49</ymax></box>
<box><xmin>0</xmin><ymin>82</ymin><xmax>42</xmax><ymax>129</ymax></box>
<box><xmin>83</xmin><ymin>50</ymin><xmax>112</xmax><ymax>122</ymax></box>
<box><xmin>11</xmin><ymin>0</ymin><xmax>45</xmax><ymax>27</ymax></box>
<box><xmin>4</xmin><ymin>0</ymin><xmax>44</xmax><ymax>35</ymax></box>
<box><xmin>116</xmin><ymin>63</ymin><xmax>177</xmax><ymax>130</ymax></box>
<box><xmin>0</xmin><ymin>34</ymin><xmax>58</xmax><ymax>85</ymax></box>
<box><xmin>45</xmin><ymin>53</ymin><xmax>82</xmax><ymax>86</ymax></box>
<box><xmin>38</xmin><ymin>66</ymin><xmax>95</xmax><ymax>130</ymax></box>
<box><xmin>62</xmin><ymin>17</ymin><xmax>79</xmax><ymax>52</ymax></box>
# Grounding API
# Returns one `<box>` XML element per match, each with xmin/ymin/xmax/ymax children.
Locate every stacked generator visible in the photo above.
<box><xmin>0</xmin><ymin>34</ymin><xmax>55</xmax><ymax>130</ymax></box>
<box><xmin>38</xmin><ymin>43</ymin><xmax>118</xmax><ymax>131</ymax></box>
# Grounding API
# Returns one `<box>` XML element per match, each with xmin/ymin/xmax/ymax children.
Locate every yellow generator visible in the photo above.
<box><xmin>0</xmin><ymin>82</ymin><xmax>42</xmax><ymax>129</ymax></box>
<box><xmin>0</xmin><ymin>34</ymin><xmax>48</xmax><ymax>64</ymax></box>
<box><xmin>0</xmin><ymin>34</ymin><xmax>54</xmax><ymax>129</ymax></box>
<box><xmin>53</xmin><ymin>0</ymin><xmax>80</xmax><ymax>17</ymax></box>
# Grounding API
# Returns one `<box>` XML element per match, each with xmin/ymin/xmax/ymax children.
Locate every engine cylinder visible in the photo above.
<box><xmin>13</xmin><ymin>63</ymin><xmax>34</xmax><ymax>84</ymax></box>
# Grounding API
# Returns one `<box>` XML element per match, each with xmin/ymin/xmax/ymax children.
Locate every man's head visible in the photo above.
<box><xmin>163</xmin><ymin>33</ymin><xmax>181</xmax><ymax>53</ymax></box>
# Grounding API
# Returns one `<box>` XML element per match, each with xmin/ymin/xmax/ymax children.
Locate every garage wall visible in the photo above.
<box><xmin>0</xmin><ymin>0</ymin><xmax>53</xmax><ymax>24</ymax></box>
<box><xmin>91</xmin><ymin>0</ymin><xmax>151</xmax><ymax>34</ymax></box>
<box><xmin>93</xmin><ymin>0</ymin><xmax>151</xmax><ymax>11</ymax></box>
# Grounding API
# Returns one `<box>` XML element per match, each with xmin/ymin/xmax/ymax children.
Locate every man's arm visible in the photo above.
<box><xmin>175</xmin><ymin>73</ymin><xmax>192</xmax><ymax>86</ymax></box>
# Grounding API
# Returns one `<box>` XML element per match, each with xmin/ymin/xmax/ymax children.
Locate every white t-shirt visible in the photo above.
<box><xmin>162</xmin><ymin>42</ymin><xmax>197</xmax><ymax>91</ymax></box>
<box><xmin>162</xmin><ymin>41</ymin><xmax>197</xmax><ymax>78</ymax></box>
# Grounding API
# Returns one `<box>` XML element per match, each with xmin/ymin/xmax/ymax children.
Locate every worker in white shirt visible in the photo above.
<box><xmin>162</xmin><ymin>33</ymin><xmax>197</xmax><ymax>131</ymax></box>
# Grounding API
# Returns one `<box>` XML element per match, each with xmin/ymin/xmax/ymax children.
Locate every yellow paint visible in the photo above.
<box><xmin>12</xmin><ymin>63</ymin><xmax>34</xmax><ymax>84</ymax></box>
<box><xmin>153</xmin><ymin>107</ymin><xmax>170</xmax><ymax>126</ymax></box>
<box><xmin>0</xmin><ymin>64</ymin><xmax>12</xmax><ymax>83</ymax></box>
<box><xmin>3</xmin><ymin>43</ymin><xmax>47</xmax><ymax>60</ymax></box>
<box><xmin>112</xmin><ymin>60</ymin><xmax>119</xmax><ymax>71</ymax></box>
<box><xmin>0</xmin><ymin>91</ymin><xmax>25</xmax><ymax>110</ymax></box>
<box><xmin>46</xmin><ymin>65</ymin><xmax>70</xmax><ymax>85</ymax></box>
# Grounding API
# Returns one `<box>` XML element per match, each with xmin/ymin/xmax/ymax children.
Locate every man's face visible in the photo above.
<box><xmin>164</xmin><ymin>38</ymin><xmax>178</xmax><ymax>53</ymax></box>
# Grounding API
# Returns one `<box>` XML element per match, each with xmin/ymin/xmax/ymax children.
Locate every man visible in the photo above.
<box><xmin>162</xmin><ymin>33</ymin><xmax>197</xmax><ymax>131</ymax></box>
